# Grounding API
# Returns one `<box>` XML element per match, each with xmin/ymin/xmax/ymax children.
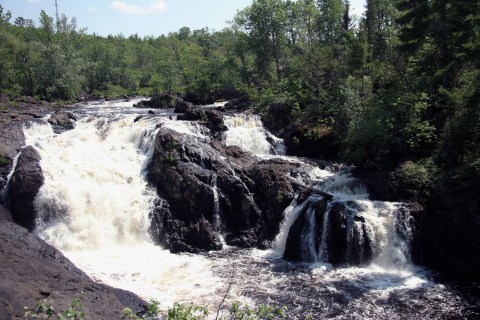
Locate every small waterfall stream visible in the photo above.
<box><xmin>16</xmin><ymin>100</ymin><xmax>477</xmax><ymax>319</ymax></box>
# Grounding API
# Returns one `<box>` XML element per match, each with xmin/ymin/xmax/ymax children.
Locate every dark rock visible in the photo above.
<box><xmin>0</xmin><ymin>205</ymin><xmax>13</xmax><ymax>222</ymax></box>
<box><xmin>134</xmin><ymin>94</ymin><xmax>183</xmax><ymax>109</ymax></box>
<box><xmin>326</xmin><ymin>203</ymin><xmax>349</xmax><ymax>265</ymax></box>
<box><xmin>419</xmin><ymin>185</ymin><xmax>480</xmax><ymax>280</ymax></box>
<box><xmin>147</xmin><ymin>127</ymin><xmax>298</xmax><ymax>252</ymax></box>
<box><xmin>173</xmin><ymin>99</ymin><xmax>195</xmax><ymax>113</ymax></box>
<box><xmin>48</xmin><ymin>110</ymin><xmax>77</xmax><ymax>133</ymax></box>
<box><xmin>284</xmin><ymin>200</ymin><xmax>375</xmax><ymax>266</ymax></box>
<box><xmin>176</xmin><ymin>107</ymin><xmax>228</xmax><ymax>134</ymax></box>
<box><xmin>0</xmin><ymin>122</ymin><xmax>25</xmax><ymax>159</ymax></box>
<box><xmin>205</xmin><ymin>109</ymin><xmax>228</xmax><ymax>133</ymax></box>
<box><xmin>176</xmin><ymin>108</ymin><xmax>204</xmax><ymax>121</ymax></box>
<box><xmin>284</xmin><ymin>196</ymin><xmax>327</xmax><ymax>262</ymax></box>
<box><xmin>284</xmin><ymin>127</ymin><xmax>340</xmax><ymax>160</ymax></box>
<box><xmin>148</xmin><ymin>110</ymin><xmax>155</xmax><ymax>115</ymax></box>
<box><xmin>244</xmin><ymin>159</ymin><xmax>297</xmax><ymax>241</ymax></box>
<box><xmin>0</xmin><ymin>216</ymin><xmax>146</xmax><ymax>320</ymax></box>
<box><xmin>224</xmin><ymin>95</ymin><xmax>253</xmax><ymax>112</ymax></box>
<box><xmin>6</xmin><ymin>146</ymin><xmax>44</xmax><ymax>231</ymax></box>
<box><xmin>261</xmin><ymin>103</ymin><xmax>340</xmax><ymax>160</ymax></box>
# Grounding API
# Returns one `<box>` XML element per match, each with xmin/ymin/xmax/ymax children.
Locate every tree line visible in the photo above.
<box><xmin>1</xmin><ymin>0</ymin><xmax>479</xmax><ymax>203</ymax></box>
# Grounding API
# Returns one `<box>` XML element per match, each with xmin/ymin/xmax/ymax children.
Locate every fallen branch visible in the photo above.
<box><xmin>288</xmin><ymin>177</ymin><xmax>334</xmax><ymax>200</ymax></box>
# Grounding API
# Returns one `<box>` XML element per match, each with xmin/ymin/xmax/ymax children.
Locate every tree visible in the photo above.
<box><xmin>316</xmin><ymin>0</ymin><xmax>345</xmax><ymax>44</ymax></box>
<box><xmin>235</xmin><ymin>0</ymin><xmax>288</xmax><ymax>83</ymax></box>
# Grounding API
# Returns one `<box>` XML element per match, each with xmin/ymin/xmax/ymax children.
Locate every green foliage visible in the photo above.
<box><xmin>121</xmin><ymin>308</ymin><xmax>141</xmax><ymax>320</ymax></box>
<box><xmin>24</xmin><ymin>298</ymin><xmax>85</xmax><ymax>320</ymax></box>
<box><xmin>228</xmin><ymin>301</ymin><xmax>286</xmax><ymax>320</ymax></box>
<box><xmin>167</xmin><ymin>303</ymin><xmax>208</xmax><ymax>320</ymax></box>
<box><xmin>145</xmin><ymin>299</ymin><xmax>160</xmax><ymax>318</ymax></box>
<box><xmin>397</xmin><ymin>159</ymin><xmax>437</xmax><ymax>199</ymax></box>
<box><xmin>0</xmin><ymin>155</ymin><xmax>11</xmax><ymax>166</ymax></box>
<box><xmin>163</xmin><ymin>302</ymin><xmax>285</xmax><ymax>320</ymax></box>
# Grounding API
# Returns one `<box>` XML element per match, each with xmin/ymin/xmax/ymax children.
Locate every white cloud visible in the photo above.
<box><xmin>88</xmin><ymin>7</ymin><xmax>100</xmax><ymax>12</ymax></box>
<box><xmin>26</xmin><ymin>0</ymin><xmax>41</xmax><ymax>3</ymax></box>
<box><xmin>110</xmin><ymin>0</ymin><xmax>167</xmax><ymax>15</ymax></box>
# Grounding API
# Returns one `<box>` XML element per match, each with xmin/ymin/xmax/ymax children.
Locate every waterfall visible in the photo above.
<box><xmin>22</xmin><ymin>107</ymin><xmax>224</xmax><ymax>309</ymax></box>
<box><xmin>211</xmin><ymin>173</ymin><xmax>220</xmax><ymax>230</ymax></box>
<box><xmin>14</xmin><ymin>99</ymin><xmax>470</xmax><ymax>319</ymax></box>
<box><xmin>25</xmin><ymin>115</ymin><xmax>159</xmax><ymax>250</ymax></box>
<box><xmin>224</xmin><ymin>114</ymin><xmax>285</xmax><ymax>155</ymax></box>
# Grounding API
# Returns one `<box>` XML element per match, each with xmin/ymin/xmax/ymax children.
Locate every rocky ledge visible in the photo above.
<box><xmin>0</xmin><ymin>205</ymin><xmax>146</xmax><ymax>320</ymax></box>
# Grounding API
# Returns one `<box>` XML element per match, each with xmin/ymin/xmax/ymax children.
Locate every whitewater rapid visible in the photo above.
<box><xmin>17</xmin><ymin>99</ymin><xmax>477</xmax><ymax>319</ymax></box>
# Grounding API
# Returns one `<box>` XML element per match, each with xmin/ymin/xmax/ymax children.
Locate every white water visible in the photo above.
<box><xmin>19</xmin><ymin>100</ymin><xmax>473</xmax><ymax>319</ymax></box>
<box><xmin>23</xmin><ymin>109</ymin><xmax>226</xmax><ymax>311</ymax></box>
<box><xmin>224</xmin><ymin>114</ymin><xmax>283</xmax><ymax>155</ymax></box>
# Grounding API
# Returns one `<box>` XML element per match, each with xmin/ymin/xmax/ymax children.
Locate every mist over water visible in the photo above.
<box><xmin>20</xmin><ymin>100</ymin><xmax>478</xmax><ymax>318</ymax></box>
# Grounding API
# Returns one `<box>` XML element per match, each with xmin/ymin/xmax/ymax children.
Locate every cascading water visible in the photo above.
<box><xmin>19</xmin><ymin>99</ymin><xmax>477</xmax><ymax>319</ymax></box>
<box><xmin>224</xmin><ymin>114</ymin><xmax>285</xmax><ymax>155</ymax></box>
<box><xmin>23</xmin><ymin>103</ymin><xmax>226</xmax><ymax>310</ymax></box>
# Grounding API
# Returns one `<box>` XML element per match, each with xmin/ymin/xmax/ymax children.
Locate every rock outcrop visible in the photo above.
<box><xmin>134</xmin><ymin>94</ymin><xmax>193</xmax><ymax>110</ymax></box>
<box><xmin>284</xmin><ymin>199</ymin><xmax>375</xmax><ymax>266</ymax></box>
<box><xmin>48</xmin><ymin>110</ymin><xmax>77</xmax><ymax>133</ymax></box>
<box><xmin>0</xmin><ymin>205</ymin><xmax>146</xmax><ymax>320</ymax></box>
<box><xmin>5</xmin><ymin>146</ymin><xmax>44</xmax><ymax>231</ymax></box>
<box><xmin>147</xmin><ymin>127</ymin><xmax>299</xmax><ymax>252</ymax></box>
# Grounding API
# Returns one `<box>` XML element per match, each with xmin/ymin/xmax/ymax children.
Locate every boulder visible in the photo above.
<box><xmin>6</xmin><ymin>146</ymin><xmax>44</xmax><ymax>231</ymax></box>
<box><xmin>173</xmin><ymin>99</ymin><xmax>195</xmax><ymax>113</ymax></box>
<box><xmin>177</xmin><ymin>108</ymin><xmax>228</xmax><ymax>134</ymax></box>
<box><xmin>284</xmin><ymin>200</ymin><xmax>376</xmax><ymax>266</ymax></box>
<box><xmin>326</xmin><ymin>203</ymin><xmax>349</xmax><ymax>265</ymax></box>
<box><xmin>224</xmin><ymin>95</ymin><xmax>253</xmax><ymax>112</ymax></box>
<box><xmin>134</xmin><ymin>94</ymin><xmax>178</xmax><ymax>109</ymax></box>
<box><xmin>205</xmin><ymin>109</ymin><xmax>228</xmax><ymax>133</ymax></box>
<box><xmin>48</xmin><ymin>110</ymin><xmax>77</xmax><ymax>133</ymax></box>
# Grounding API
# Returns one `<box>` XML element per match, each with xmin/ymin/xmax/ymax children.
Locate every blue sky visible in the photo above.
<box><xmin>2</xmin><ymin>0</ymin><xmax>366</xmax><ymax>37</ymax></box>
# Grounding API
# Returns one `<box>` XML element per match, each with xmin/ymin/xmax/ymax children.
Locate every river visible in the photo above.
<box><xmin>19</xmin><ymin>99</ymin><xmax>479</xmax><ymax>319</ymax></box>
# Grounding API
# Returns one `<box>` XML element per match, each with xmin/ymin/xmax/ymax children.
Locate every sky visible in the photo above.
<box><xmin>2</xmin><ymin>0</ymin><xmax>366</xmax><ymax>37</ymax></box>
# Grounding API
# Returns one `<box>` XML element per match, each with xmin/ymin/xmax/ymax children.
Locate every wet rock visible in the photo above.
<box><xmin>147</xmin><ymin>127</ymin><xmax>298</xmax><ymax>252</ymax></box>
<box><xmin>284</xmin><ymin>200</ymin><xmax>375</xmax><ymax>266</ymax></box>
<box><xmin>0</xmin><ymin>211</ymin><xmax>146</xmax><ymax>320</ymax></box>
<box><xmin>5</xmin><ymin>146</ymin><xmax>44</xmax><ymax>231</ymax></box>
<box><xmin>176</xmin><ymin>107</ymin><xmax>204</xmax><ymax>121</ymax></box>
<box><xmin>177</xmin><ymin>107</ymin><xmax>228</xmax><ymax>134</ymax></box>
<box><xmin>284</xmin><ymin>197</ymin><xmax>327</xmax><ymax>262</ymax></box>
<box><xmin>224</xmin><ymin>95</ymin><xmax>253</xmax><ymax>112</ymax></box>
<box><xmin>326</xmin><ymin>203</ymin><xmax>349</xmax><ymax>265</ymax></box>
<box><xmin>48</xmin><ymin>110</ymin><xmax>77</xmax><ymax>133</ymax></box>
<box><xmin>244</xmin><ymin>159</ymin><xmax>297</xmax><ymax>241</ymax></box>
<box><xmin>173</xmin><ymin>99</ymin><xmax>195</xmax><ymax>113</ymax></box>
<box><xmin>205</xmin><ymin>109</ymin><xmax>228</xmax><ymax>133</ymax></box>
<box><xmin>134</xmin><ymin>94</ymin><xmax>188</xmax><ymax>109</ymax></box>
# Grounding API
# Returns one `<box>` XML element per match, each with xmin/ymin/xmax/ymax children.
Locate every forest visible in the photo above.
<box><xmin>1</xmin><ymin>0</ymin><xmax>479</xmax><ymax>228</ymax></box>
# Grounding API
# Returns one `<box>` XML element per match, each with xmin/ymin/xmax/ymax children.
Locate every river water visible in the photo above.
<box><xmin>19</xmin><ymin>99</ymin><xmax>479</xmax><ymax>319</ymax></box>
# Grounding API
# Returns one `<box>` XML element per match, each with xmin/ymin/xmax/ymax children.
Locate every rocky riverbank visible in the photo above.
<box><xmin>0</xmin><ymin>95</ymin><xmax>147</xmax><ymax>319</ymax></box>
<box><xmin>0</xmin><ymin>92</ymin><xmax>478</xmax><ymax>320</ymax></box>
